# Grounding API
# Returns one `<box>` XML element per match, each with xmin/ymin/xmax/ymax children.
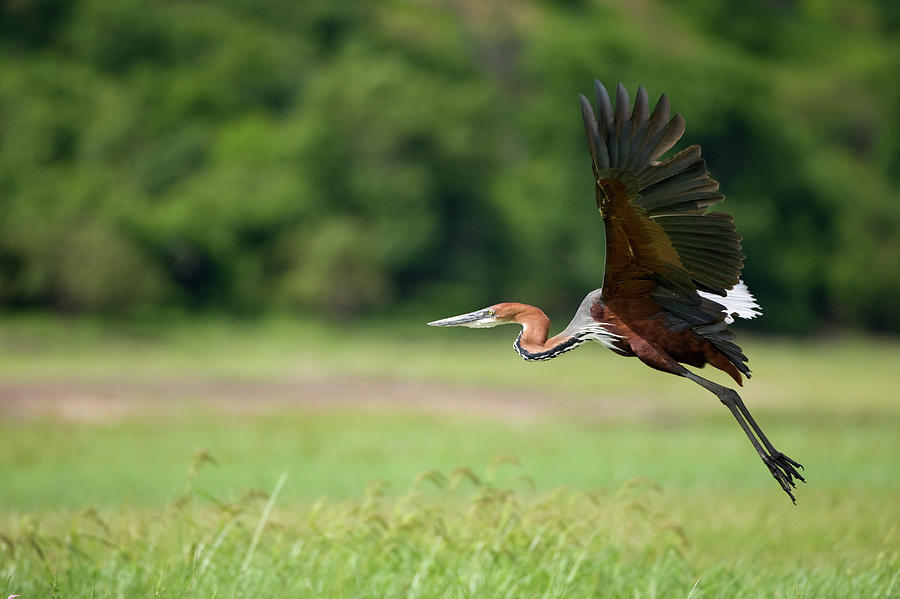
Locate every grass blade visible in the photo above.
<box><xmin>241</xmin><ymin>472</ymin><xmax>287</xmax><ymax>572</ymax></box>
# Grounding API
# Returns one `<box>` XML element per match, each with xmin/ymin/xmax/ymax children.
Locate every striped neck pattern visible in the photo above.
<box><xmin>513</xmin><ymin>323</ymin><xmax>623</xmax><ymax>362</ymax></box>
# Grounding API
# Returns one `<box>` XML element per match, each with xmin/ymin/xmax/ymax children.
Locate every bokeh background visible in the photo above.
<box><xmin>1</xmin><ymin>0</ymin><xmax>899</xmax><ymax>596</ymax></box>
<box><xmin>2</xmin><ymin>0</ymin><xmax>900</xmax><ymax>330</ymax></box>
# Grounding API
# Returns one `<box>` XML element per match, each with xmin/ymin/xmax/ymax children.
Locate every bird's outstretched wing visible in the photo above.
<box><xmin>579</xmin><ymin>81</ymin><xmax>754</xmax><ymax>372</ymax></box>
<box><xmin>580</xmin><ymin>81</ymin><xmax>743</xmax><ymax>302</ymax></box>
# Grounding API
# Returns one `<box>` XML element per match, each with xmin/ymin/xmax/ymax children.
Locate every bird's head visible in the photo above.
<box><xmin>427</xmin><ymin>303</ymin><xmax>535</xmax><ymax>329</ymax></box>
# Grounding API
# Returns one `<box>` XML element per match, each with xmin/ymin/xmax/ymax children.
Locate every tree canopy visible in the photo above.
<box><xmin>1</xmin><ymin>0</ymin><xmax>898</xmax><ymax>332</ymax></box>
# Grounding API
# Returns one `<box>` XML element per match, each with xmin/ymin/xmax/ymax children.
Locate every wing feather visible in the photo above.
<box><xmin>648</xmin><ymin>115</ymin><xmax>686</xmax><ymax>163</ymax></box>
<box><xmin>594</xmin><ymin>80</ymin><xmax>614</xmax><ymax>144</ymax></box>
<box><xmin>579</xmin><ymin>95</ymin><xmax>608</xmax><ymax>169</ymax></box>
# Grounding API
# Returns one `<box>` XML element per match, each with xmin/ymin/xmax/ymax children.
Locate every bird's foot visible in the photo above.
<box><xmin>763</xmin><ymin>451</ymin><xmax>805</xmax><ymax>504</ymax></box>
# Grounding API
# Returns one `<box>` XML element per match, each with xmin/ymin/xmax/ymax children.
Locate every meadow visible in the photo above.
<box><xmin>1</xmin><ymin>316</ymin><xmax>898</xmax><ymax>597</ymax></box>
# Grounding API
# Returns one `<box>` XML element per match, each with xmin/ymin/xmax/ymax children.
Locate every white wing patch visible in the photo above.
<box><xmin>698</xmin><ymin>281</ymin><xmax>762</xmax><ymax>324</ymax></box>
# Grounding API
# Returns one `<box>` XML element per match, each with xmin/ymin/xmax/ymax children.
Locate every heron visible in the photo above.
<box><xmin>428</xmin><ymin>81</ymin><xmax>804</xmax><ymax>502</ymax></box>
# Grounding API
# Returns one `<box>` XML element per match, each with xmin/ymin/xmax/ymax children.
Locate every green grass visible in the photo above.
<box><xmin>1</xmin><ymin>316</ymin><xmax>899</xmax><ymax>597</ymax></box>
<box><xmin>5</xmin><ymin>465</ymin><xmax>897</xmax><ymax>598</ymax></box>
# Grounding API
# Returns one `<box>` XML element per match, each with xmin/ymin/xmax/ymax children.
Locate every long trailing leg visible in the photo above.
<box><xmin>679</xmin><ymin>368</ymin><xmax>805</xmax><ymax>503</ymax></box>
<box><xmin>731</xmin><ymin>393</ymin><xmax>804</xmax><ymax>476</ymax></box>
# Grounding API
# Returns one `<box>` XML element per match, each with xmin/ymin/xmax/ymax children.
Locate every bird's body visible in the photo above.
<box><xmin>506</xmin><ymin>282</ymin><xmax>758</xmax><ymax>381</ymax></box>
<box><xmin>429</xmin><ymin>81</ymin><xmax>803</xmax><ymax>502</ymax></box>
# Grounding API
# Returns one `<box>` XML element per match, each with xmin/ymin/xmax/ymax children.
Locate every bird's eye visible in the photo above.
<box><xmin>487</xmin><ymin>309</ymin><xmax>494</xmax><ymax>316</ymax></box>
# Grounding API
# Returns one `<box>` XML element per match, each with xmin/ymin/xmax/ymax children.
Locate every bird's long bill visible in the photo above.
<box><xmin>427</xmin><ymin>309</ymin><xmax>492</xmax><ymax>328</ymax></box>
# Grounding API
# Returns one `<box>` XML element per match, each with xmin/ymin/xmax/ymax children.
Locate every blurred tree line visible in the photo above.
<box><xmin>1</xmin><ymin>0</ymin><xmax>898</xmax><ymax>332</ymax></box>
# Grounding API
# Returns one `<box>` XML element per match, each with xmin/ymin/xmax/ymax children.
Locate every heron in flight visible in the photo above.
<box><xmin>429</xmin><ymin>81</ymin><xmax>804</xmax><ymax>502</ymax></box>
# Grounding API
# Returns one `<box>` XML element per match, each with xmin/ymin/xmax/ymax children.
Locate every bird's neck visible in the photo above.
<box><xmin>512</xmin><ymin>305</ymin><xmax>575</xmax><ymax>359</ymax></box>
<box><xmin>516</xmin><ymin>308</ymin><xmax>551</xmax><ymax>351</ymax></box>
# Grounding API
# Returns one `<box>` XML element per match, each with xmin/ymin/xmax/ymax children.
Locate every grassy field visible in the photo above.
<box><xmin>1</xmin><ymin>316</ymin><xmax>898</xmax><ymax>597</ymax></box>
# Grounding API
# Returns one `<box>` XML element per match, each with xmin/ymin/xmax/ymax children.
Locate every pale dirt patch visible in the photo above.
<box><xmin>0</xmin><ymin>376</ymin><xmax>673</xmax><ymax>424</ymax></box>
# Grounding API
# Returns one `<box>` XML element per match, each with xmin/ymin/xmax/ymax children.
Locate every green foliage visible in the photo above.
<box><xmin>1</xmin><ymin>0</ymin><xmax>898</xmax><ymax>331</ymax></box>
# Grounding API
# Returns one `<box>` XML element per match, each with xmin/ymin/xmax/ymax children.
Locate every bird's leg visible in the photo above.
<box><xmin>679</xmin><ymin>369</ymin><xmax>804</xmax><ymax>503</ymax></box>
<box><xmin>732</xmin><ymin>395</ymin><xmax>805</xmax><ymax>475</ymax></box>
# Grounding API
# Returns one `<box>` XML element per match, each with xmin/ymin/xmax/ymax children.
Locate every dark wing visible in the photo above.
<box><xmin>579</xmin><ymin>81</ymin><xmax>750</xmax><ymax>374</ymax></box>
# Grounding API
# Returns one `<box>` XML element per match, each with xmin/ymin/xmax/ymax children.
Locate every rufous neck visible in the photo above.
<box><xmin>514</xmin><ymin>306</ymin><xmax>553</xmax><ymax>353</ymax></box>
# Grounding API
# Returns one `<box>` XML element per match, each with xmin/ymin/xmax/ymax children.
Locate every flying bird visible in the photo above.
<box><xmin>428</xmin><ymin>81</ymin><xmax>804</xmax><ymax>502</ymax></box>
